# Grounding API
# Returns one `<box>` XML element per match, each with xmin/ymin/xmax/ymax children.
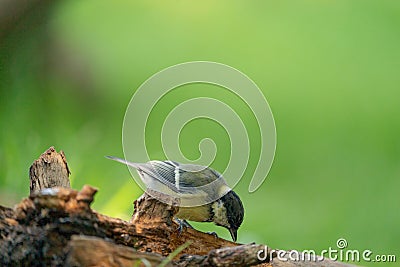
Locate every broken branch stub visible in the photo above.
<box><xmin>29</xmin><ymin>146</ymin><xmax>71</xmax><ymax>194</ymax></box>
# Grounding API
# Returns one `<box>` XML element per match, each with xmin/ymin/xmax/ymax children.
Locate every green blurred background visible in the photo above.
<box><xmin>0</xmin><ymin>1</ymin><xmax>399</xmax><ymax>266</ymax></box>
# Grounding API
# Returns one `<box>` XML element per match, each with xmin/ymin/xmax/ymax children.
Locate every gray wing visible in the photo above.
<box><xmin>147</xmin><ymin>161</ymin><xmax>229</xmax><ymax>190</ymax></box>
<box><xmin>106</xmin><ymin>156</ymin><xmax>232</xmax><ymax>206</ymax></box>
<box><xmin>106</xmin><ymin>156</ymin><xmax>225</xmax><ymax>192</ymax></box>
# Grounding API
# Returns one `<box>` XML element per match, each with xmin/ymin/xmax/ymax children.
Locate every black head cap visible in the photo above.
<box><xmin>221</xmin><ymin>190</ymin><xmax>244</xmax><ymax>242</ymax></box>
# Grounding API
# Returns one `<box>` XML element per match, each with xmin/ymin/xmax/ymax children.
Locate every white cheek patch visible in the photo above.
<box><xmin>212</xmin><ymin>200</ymin><xmax>229</xmax><ymax>228</ymax></box>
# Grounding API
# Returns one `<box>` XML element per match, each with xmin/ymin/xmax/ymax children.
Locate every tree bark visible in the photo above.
<box><xmin>29</xmin><ymin>146</ymin><xmax>71</xmax><ymax>194</ymax></box>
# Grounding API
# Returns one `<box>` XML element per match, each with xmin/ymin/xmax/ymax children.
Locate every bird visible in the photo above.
<box><xmin>106</xmin><ymin>156</ymin><xmax>244</xmax><ymax>242</ymax></box>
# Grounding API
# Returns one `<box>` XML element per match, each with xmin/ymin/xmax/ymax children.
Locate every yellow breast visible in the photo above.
<box><xmin>175</xmin><ymin>205</ymin><xmax>211</xmax><ymax>222</ymax></box>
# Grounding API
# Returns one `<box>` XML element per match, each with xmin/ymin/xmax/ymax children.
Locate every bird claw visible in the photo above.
<box><xmin>206</xmin><ymin>231</ymin><xmax>219</xmax><ymax>238</ymax></box>
<box><xmin>176</xmin><ymin>219</ymin><xmax>193</xmax><ymax>235</ymax></box>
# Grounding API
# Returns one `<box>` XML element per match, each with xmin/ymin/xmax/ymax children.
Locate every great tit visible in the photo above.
<box><xmin>106</xmin><ymin>156</ymin><xmax>244</xmax><ymax>242</ymax></box>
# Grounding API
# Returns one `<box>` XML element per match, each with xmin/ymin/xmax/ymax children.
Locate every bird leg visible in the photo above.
<box><xmin>176</xmin><ymin>219</ymin><xmax>194</xmax><ymax>235</ymax></box>
<box><xmin>206</xmin><ymin>231</ymin><xmax>219</xmax><ymax>239</ymax></box>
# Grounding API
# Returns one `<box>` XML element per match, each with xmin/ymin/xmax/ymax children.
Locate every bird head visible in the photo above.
<box><xmin>211</xmin><ymin>190</ymin><xmax>244</xmax><ymax>242</ymax></box>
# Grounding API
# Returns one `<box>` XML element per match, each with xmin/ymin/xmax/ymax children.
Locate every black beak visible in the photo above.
<box><xmin>229</xmin><ymin>228</ymin><xmax>237</xmax><ymax>242</ymax></box>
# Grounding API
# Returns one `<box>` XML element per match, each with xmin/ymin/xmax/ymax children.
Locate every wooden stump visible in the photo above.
<box><xmin>29</xmin><ymin>146</ymin><xmax>71</xmax><ymax>194</ymax></box>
